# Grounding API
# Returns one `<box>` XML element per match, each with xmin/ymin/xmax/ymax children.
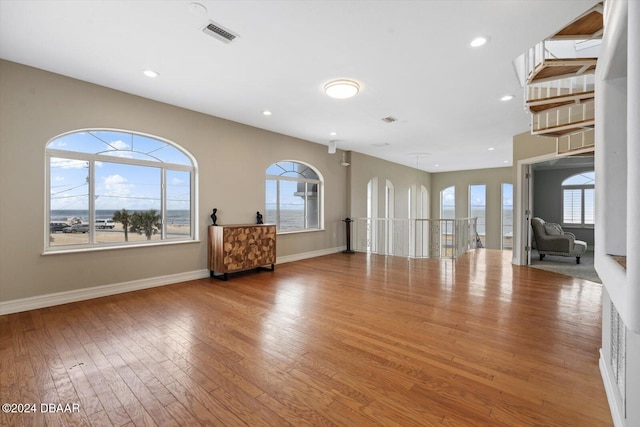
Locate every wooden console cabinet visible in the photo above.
<box><xmin>208</xmin><ymin>224</ymin><xmax>276</xmax><ymax>280</ymax></box>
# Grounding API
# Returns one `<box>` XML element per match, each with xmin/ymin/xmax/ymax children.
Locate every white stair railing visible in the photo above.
<box><xmin>350</xmin><ymin>218</ymin><xmax>479</xmax><ymax>259</ymax></box>
<box><xmin>526</xmin><ymin>73</ymin><xmax>595</xmax><ymax>103</ymax></box>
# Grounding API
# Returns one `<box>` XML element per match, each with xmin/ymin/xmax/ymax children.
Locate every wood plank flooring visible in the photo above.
<box><xmin>0</xmin><ymin>250</ymin><xmax>612</xmax><ymax>426</ymax></box>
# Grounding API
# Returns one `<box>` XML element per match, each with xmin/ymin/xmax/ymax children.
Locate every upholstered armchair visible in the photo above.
<box><xmin>531</xmin><ymin>217</ymin><xmax>587</xmax><ymax>264</ymax></box>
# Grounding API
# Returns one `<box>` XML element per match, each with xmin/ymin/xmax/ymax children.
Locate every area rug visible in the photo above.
<box><xmin>530</xmin><ymin>249</ymin><xmax>601</xmax><ymax>283</ymax></box>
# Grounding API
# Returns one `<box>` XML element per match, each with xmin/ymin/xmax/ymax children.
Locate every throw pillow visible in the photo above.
<box><xmin>544</xmin><ymin>223</ymin><xmax>563</xmax><ymax>235</ymax></box>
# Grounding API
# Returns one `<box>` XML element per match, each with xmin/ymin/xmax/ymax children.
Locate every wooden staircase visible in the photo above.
<box><xmin>523</xmin><ymin>3</ymin><xmax>603</xmax><ymax>154</ymax></box>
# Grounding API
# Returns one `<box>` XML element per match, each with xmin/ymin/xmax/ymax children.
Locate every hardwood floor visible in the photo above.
<box><xmin>0</xmin><ymin>250</ymin><xmax>612</xmax><ymax>426</ymax></box>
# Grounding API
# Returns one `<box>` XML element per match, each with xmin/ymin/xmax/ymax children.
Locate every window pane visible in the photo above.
<box><xmin>562</xmin><ymin>171</ymin><xmax>595</xmax><ymax>186</ymax></box>
<box><xmin>502</xmin><ymin>183</ymin><xmax>513</xmax><ymax>249</ymax></box>
<box><xmin>279</xmin><ymin>180</ymin><xmax>304</xmax><ymax>231</ymax></box>
<box><xmin>266</xmin><ymin>164</ymin><xmax>284</xmax><ymax>175</ymax></box>
<box><xmin>563</xmin><ymin>189</ymin><xmax>582</xmax><ymax>223</ymax></box>
<box><xmin>49</xmin><ymin>157</ymin><xmax>90</xmax><ymax>246</ymax></box>
<box><xmin>440</xmin><ymin>186</ymin><xmax>455</xmax><ymax>246</ymax></box>
<box><xmin>307</xmin><ymin>183</ymin><xmax>319</xmax><ymax>229</ymax></box>
<box><xmin>95</xmin><ymin>162</ymin><xmax>161</xmax><ymax>243</ymax></box>
<box><xmin>584</xmin><ymin>188</ymin><xmax>595</xmax><ymax>224</ymax></box>
<box><xmin>166</xmin><ymin>170</ymin><xmax>191</xmax><ymax>239</ymax></box>
<box><xmin>133</xmin><ymin>134</ymin><xmax>191</xmax><ymax>165</ymax></box>
<box><xmin>265</xmin><ymin>179</ymin><xmax>278</xmax><ymax>225</ymax></box>
<box><xmin>469</xmin><ymin>184</ymin><xmax>486</xmax><ymax>245</ymax></box>
<box><xmin>299</xmin><ymin>165</ymin><xmax>319</xmax><ymax>180</ymax></box>
<box><xmin>441</xmin><ymin>186</ymin><xmax>455</xmax><ymax>218</ymax></box>
<box><xmin>49</xmin><ymin>132</ymin><xmax>114</xmax><ymax>155</ymax></box>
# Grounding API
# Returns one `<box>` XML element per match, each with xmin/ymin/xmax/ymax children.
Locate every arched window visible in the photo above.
<box><xmin>440</xmin><ymin>186</ymin><xmax>455</xmax><ymax>219</ymax></box>
<box><xmin>367</xmin><ymin>178</ymin><xmax>378</xmax><ymax>252</ymax></box>
<box><xmin>266</xmin><ymin>160</ymin><xmax>323</xmax><ymax>232</ymax></box>
<box><xmin>46</xmin><ymin>129</ymin><xmax>196</xmax><ymax>251</ymax></box>
<box><xmin>562</xmin><ymin>171</ymin><xmax>595</xmax><ymax>226</ymax></box>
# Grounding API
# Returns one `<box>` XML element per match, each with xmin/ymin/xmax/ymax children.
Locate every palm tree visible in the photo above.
<box><xmin>130</xmin><ymin>210</ymin><xmax>162</xmax><ymax>240</ymax></box>
<box><xmin>112</xmin><ymin>209</ymin><xmax>132</xmax><ymax>242</ymax></box>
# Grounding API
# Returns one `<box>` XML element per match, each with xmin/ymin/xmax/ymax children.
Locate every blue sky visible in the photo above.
<box><xmin>49</xmin><ymin>131</ymin><xmax>191</xmax><ymax>211</ymax></box>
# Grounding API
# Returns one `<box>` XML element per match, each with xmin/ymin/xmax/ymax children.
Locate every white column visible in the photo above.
<box><xmin>627</xmin><ymin>0</ymin><xmax>640</xmax><ymax>331</ymax></box>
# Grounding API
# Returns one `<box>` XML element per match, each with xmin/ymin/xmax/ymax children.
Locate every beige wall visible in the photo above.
<box><xmin>349</xmin><ymin>151</ymin><xmax>431</xmax><ymax>219</ymax></box>
<box><xmin>430</xmin><ymin>167</ymin><xmax>513</xmax><ymax>250</ymax></box>
<box><xmin>0</xmin><ymin>60</ymin><xmax>350</xmax><ymax>301</ymax></box>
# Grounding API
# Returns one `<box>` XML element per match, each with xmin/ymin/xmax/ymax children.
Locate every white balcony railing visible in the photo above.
<box><xmin>349</xmin><ymin>218</ymin><xmax>479</xmax><ymax>259</ymax></box>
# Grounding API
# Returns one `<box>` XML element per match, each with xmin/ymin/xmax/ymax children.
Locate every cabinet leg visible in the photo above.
<box><xmin>210</xmin><ymin>271</ymin><xmax>228</xmax><ymax>281</ymax></box>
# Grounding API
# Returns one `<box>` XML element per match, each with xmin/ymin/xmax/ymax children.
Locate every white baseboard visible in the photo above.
<box><xmin>0</xmin><ymin>248</ymin><xmax>347</xmax><ymax>315</ymax></box>
<box><xmin>0</xmin><ymin>269</ymin><xmax>210</xmax><ymax>315</ymax></box>
<box><xmin>277</xmin><ymin>246</ymin><xmax>346</xmax><ymax>264</ymax></box>
<box><xmin>599</xmin><ymin>349</ymin><xmax>626</xmax><ymax>426</ymax></box>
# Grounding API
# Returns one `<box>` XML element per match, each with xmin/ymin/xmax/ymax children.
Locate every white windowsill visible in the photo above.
<box><xmin>43</xmin><ymin>239</ymin><xmax>201</xmax><ymax>255</ymax></box>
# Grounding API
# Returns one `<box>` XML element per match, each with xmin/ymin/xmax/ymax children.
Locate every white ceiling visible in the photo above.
<box><xmin>0</xmin><ymin>0</ymin><xmax>598</xmax><ymax>172</ymax></box>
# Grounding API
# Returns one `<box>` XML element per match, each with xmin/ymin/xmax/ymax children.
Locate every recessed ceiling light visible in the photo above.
<box><xmin>501</xmin><ymin>94</ymin><xmax>515</xmax><ymax>101</ymax></box>
<box><xmin>488</xmin><ymin>147</ymin><xmax>495</xmax><ymax>151</ymax></box>
<box><xmin>470</xmin><ymin>36</ymin><xmax>489</xmax><ymax>47</ymax></box>
<box><xmin>188</xmin><ymin>2</ymin><xmax>207</xmax><ymax>15</ymax></box>
<box><xmin>324</xmin><ymin>79</ymin><xmax>360</xmax><ymax>99</ymax></box>
<box><xmin>143</xmin><ymin>70</ymin><xmax>159</xmax><ymax>78</ymax></box>
<box><xmin>330</xmin><ymin>132</ymin><xmax>337</xmax><ymax>136</ymax></box>
<box><xmin>262</xmin><ymin>110</ymin><xmax>272</xmax><ymax>116</ymax></box>
<box><xmin>434</xmin><ymin>164</ymin><xmax>440</xmax><ymax>167</ymax></box>
<box><xmin>504</xmin><ymin>160</ymin><xmax>510</xmax><ymax>163</ymax></box>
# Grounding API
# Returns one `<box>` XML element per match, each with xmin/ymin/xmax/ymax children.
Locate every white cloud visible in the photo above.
<box><xmin>110</xmin><ymin>140</ymin><xmax>130</xmax><ymax>150</ymax></box>
<box><xmin>50</xmin><ymin>158</ymin><xmax>87</xmax><ymax>169</ymax></box>
<box><xmin>103</xmin><ymin>174</ymin><xmax>133</xmax><ymax>196</ymax></box>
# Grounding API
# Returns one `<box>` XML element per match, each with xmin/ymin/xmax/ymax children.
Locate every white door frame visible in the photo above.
<box><xmin>513</xmin><ymin>152</ymin><xmax>558</xmax><ymax>265</ymax></box>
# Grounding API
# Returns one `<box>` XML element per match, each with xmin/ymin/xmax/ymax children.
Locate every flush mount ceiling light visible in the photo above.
<box><xmin>324</xmin><ymin>79</ymin><xmax>360</xmax><ymax>99</ymax></box>
<box><xmin>143</xmin><ymin>70</ymin><xmax>159</xmax><ymax>78</ymax></box>
<box><xmin>470</xmin><ymin>36</ymin><xmax>489</xmax><ymax>47</ymax></box>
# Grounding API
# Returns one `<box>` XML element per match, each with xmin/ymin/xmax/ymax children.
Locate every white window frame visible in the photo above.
<box><xmin>45</xmin><ymin>129</ymin><xmax>198</xmax><ymax>253</ymax></box>
<box><xmin>265</xmin><ymin>160</ymin><xmax>323</xmax><ymax>234</ymax></box>
<box><xmin>562</xmin><ymin>171</ymin><xmax>595</xmax><ymax>228</ymax></box>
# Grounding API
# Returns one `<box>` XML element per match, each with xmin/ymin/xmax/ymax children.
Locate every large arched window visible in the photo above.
<box><xmin>265</xmin><ymin>160</ymin><xmax>323</xmax><ymax>232</ymax></box>
<box><xmin>46</xmin><ymin>129</ymin><xmax>196</xmax><ymax>251</ymax></box>
<box><xmin>562</xmin><ymin>171</ymin><xmax>595</xmax><ymax>226</ymax></box>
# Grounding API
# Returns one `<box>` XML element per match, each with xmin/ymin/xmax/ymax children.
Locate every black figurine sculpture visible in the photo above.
<box><xmin>210</xmin><ymin>208</ymin><xmax>218</xmax><ymax>226</ymax></box>
<box><xmin>256</xmin><ymin>211</ymin><xmax>264</xmax><ymax>224</ymax></box>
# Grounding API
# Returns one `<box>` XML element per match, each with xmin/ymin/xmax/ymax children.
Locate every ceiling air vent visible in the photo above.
<box><xmin>381</xmin><ymin>116</ymin><xmax>398</xmax><ymax>123</ymax></box>
<box><xmin>202</xmin><ymin>21</ymin><xmax>238</xmax><ymax>43</ymax></box>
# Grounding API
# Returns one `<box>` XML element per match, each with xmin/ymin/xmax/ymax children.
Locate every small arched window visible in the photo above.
<box><xmin>562</xmin><ymin>171</ymin><xmax>595</xmax><ymax>226</ymax></box>
<box><xmin>265</xmin><ymin>161</ymin><xmax>323</xmax><ymax>232</ymax></box>
<box><xmin>46</xmin><ymin>129</ymin><xmax>196</xmax><ymax>251</ymax></box>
